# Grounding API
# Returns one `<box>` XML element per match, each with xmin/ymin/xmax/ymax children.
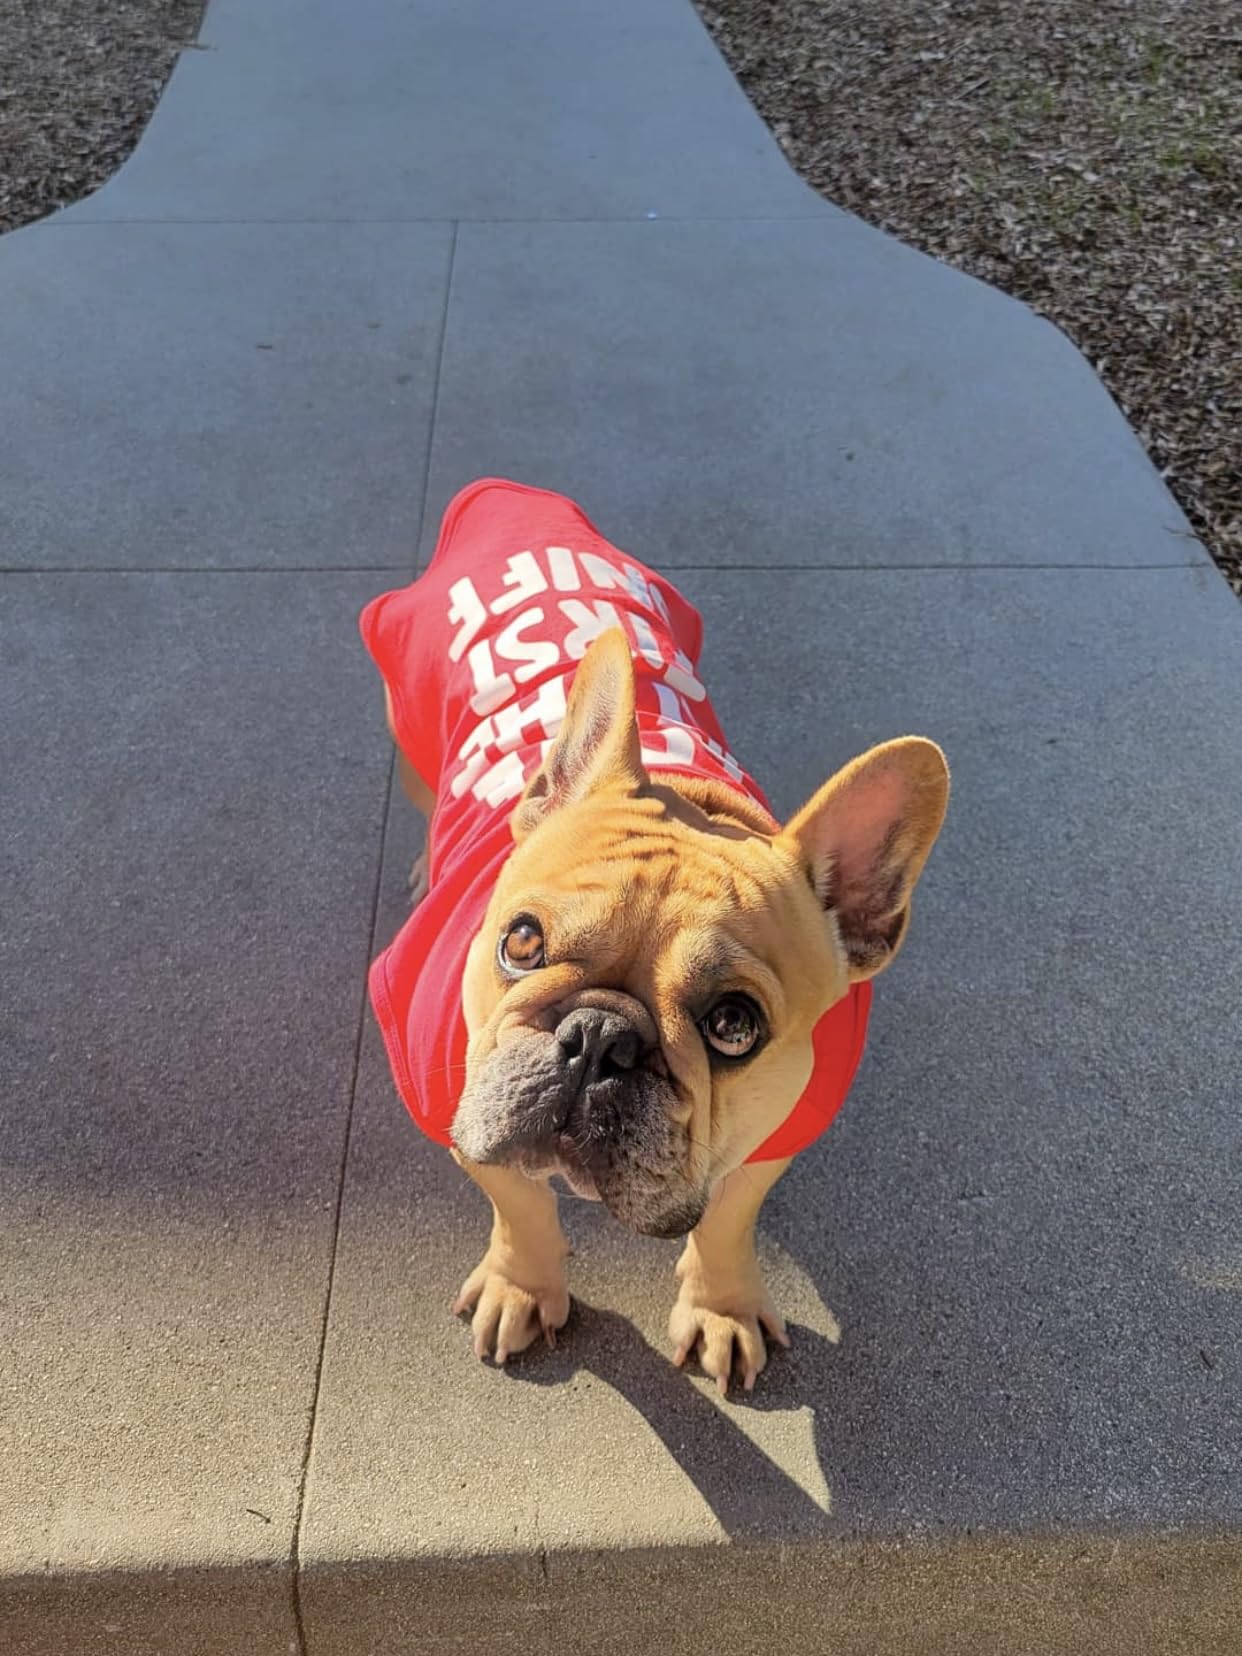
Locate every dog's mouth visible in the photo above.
<box><xmin>454</xmin><ymin>1023</ymin><xmax>712</xmax><ymax>1236</ymax></box>
<box><xmin>513</xmin><ymin>1136</ymin><xmax>603</xmax><ymax>1201</ymax></box>
<box><xmin>500</xmin><ymin>1129</ymin><xmax>707</xmax><ymax>1236</ymax></box>
<box><xmin>554</xmin><ymin>1133</ymin><xmax>597</xmax><ymax>1187</ymax></box>
<box><xmin>553</xmin><ymin>1137</ymin><xmax>603</xmax><ymax>1200</ymax></box>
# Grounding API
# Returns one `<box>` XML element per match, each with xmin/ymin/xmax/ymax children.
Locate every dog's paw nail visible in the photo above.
<box><xmin>743</xmin><ymin>1370</ymin><xmax>757</xmax><ymax>1392</ymax></box>
<box><xmin>672</xmin><ymin>1344</ymin><xmax>690</xmax><ymax>1368</ymax></box>
<box><xmin>494</xmin><ymin>1346</ymin><xmax>509</xmax><ymax>1366</ymax></box>
<box><xmin>716</xmin><ymin>1372</ymin><xmax>730</xmax><ymax>1398</ymax></box>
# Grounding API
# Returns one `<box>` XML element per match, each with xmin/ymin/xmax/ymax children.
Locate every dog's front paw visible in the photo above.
<box><xmin>668</xmin><ymin>1272</ymin><xmax>790</xmax><ymax>1396</ymax></box>
<box><xmin>453</xmin><ymin>1255</ymin><xmax>569</xmax><ymax>1364</ymax></box>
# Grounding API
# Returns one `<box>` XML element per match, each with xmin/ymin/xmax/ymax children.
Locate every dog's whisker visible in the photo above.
<box><xmin>416</xmin><ymin>1061</ymin><xmax>469</xmax><ymax>1086</ymax></box>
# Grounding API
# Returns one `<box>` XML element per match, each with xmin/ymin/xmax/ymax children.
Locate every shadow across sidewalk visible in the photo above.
<box><xmin>493</xmin><ymin>1299</ymin><xmax>843</xmax><ymax>1540</ymax></box>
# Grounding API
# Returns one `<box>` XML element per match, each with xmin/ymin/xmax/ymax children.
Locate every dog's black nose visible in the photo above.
<box><xmin>555</xmin><ymin>1008</ymin><xmax>642</xmax><ymax>1096</ymax></box>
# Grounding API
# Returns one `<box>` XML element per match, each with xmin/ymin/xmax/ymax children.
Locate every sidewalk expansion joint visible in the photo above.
<box><xmin>290</xmin><ymin>748</ymin><xmax>396</xmax><ymax>1655</ymax></box>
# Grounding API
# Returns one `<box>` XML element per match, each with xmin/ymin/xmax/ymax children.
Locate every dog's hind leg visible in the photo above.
<box><xmin>385</xmin><ymin>687</ymin><xmax>435</xmax><ymax>906</ymax></box>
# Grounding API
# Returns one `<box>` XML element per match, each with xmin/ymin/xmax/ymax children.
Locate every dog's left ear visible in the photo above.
<box><xmin>779</xmin><ymin>738</ymin><xmax>949</xmax><ymax>980</ymax></box>
<box><xmin>512</xmin><ymin>628</ymin><xmax>647</xmax><ymax>839</ymax></box>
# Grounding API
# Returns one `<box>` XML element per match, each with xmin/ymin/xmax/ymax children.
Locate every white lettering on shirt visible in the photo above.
<box><xmin>494</xmin><ymin>606</ymin><xmax>559</xmax><ymax>684</ymax></box>
<box><xmin>439</xmin><ymin>542</ymin><xmax>741</xmax><ymax>807</ymax></box>
<box><xmin>559</xmin><ymin>598</ymin><xmax>625</xmax><ymax>660</ymax></box>
<box><xmin>491</xmin><ymin>551</ymin><xmax>549</xmax><ymax>615</ymax></box>
<box><xmin>447</xmin><ymin>576</ymin><xmax>488</xmax><ymax>663</ymax></box>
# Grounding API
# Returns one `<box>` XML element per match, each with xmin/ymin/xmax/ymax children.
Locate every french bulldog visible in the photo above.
<box><xmin>362</xmin><ymin>479</ymin><xmax>948</xmax><ymax>1393</ymax></box>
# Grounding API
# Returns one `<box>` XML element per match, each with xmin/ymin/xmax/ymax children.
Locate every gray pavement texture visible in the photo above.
<box><xmin>1</xmin><ymin>0</ymin><xmax>1239</xmax><ymax>1652</ymax></box>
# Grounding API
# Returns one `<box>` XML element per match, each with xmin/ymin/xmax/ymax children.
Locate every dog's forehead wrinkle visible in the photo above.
<box><xmin>523</xmin><ymin>834</ymin><xmax>766</xmax><ymax>916</ymax></box>
<box><xmin>517</xmin><ymin>792</ymin><xmax>782</xmax><ymax>899</ymax></box>
<box><xmin>665</xmin><ymin>926</ymin><xmax>787</xmax><ymax>1018</ymax></box>
<box><xmin>494</xmin><ymin>789</ymin><xmax>839</xmax><ymax>1048</ymax></box>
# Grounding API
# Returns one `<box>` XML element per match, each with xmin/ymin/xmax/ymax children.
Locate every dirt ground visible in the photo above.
<box><xmin>0</xmin><ymin>0</ymin><xmax>202</xmax><ymax>231</ymax></box>
<box><xmin>695</xmin><ymin>0</ymin><xmax>1241</xmax><ymax>595</ymax></box>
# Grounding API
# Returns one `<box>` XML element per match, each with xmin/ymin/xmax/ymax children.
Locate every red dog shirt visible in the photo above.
<box><xmin>360</xmin><ymin>479</ymin><xmax>870</xmax><ymax>1164</ymax></box>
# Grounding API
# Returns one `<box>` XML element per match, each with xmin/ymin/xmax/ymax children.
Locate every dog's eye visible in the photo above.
<box><xmin>499</xmin><ymin>918</ymin><xmax>545</xmax><ymax>975</ymax></box>
<box><xmin>701</xmin><ymin>996</ymin><xmax>762</xmax><ymax>1059</ymax></box>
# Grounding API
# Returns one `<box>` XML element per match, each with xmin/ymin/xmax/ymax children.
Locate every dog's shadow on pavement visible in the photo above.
<box><xmin>498</xmin><ymin>1300</ymin><xmax>843</xmax><ymax>1540</ymax></box>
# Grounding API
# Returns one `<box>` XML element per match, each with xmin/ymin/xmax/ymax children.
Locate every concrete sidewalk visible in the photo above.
<box><xmin>2</xmin><ymin>2</ymin><xmax>1239</xmax><ymax>1652</ymax></box>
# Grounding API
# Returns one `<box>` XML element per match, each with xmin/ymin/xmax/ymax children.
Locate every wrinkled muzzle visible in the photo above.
<box><xmin>453</xmin><ymin>1004</ymin><xmax>709</xmax><ymax>1237</ymax></box>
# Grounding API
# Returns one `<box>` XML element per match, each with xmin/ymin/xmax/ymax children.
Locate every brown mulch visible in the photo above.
<box><xmin>0</xmin><ymin>0</ymin><xmax>203</xmax><ymax>232</ymax></box>
<box><xmin>695</xmin><ymin>0</ymin><xmax>1242</xmax><ymax>596</ymax></box>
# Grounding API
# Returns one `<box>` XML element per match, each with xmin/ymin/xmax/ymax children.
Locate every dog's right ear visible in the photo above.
<box><xmin>511</xmin><ymin>629</ymin><xmax>648</xmax><ymax>839</ymax></box>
